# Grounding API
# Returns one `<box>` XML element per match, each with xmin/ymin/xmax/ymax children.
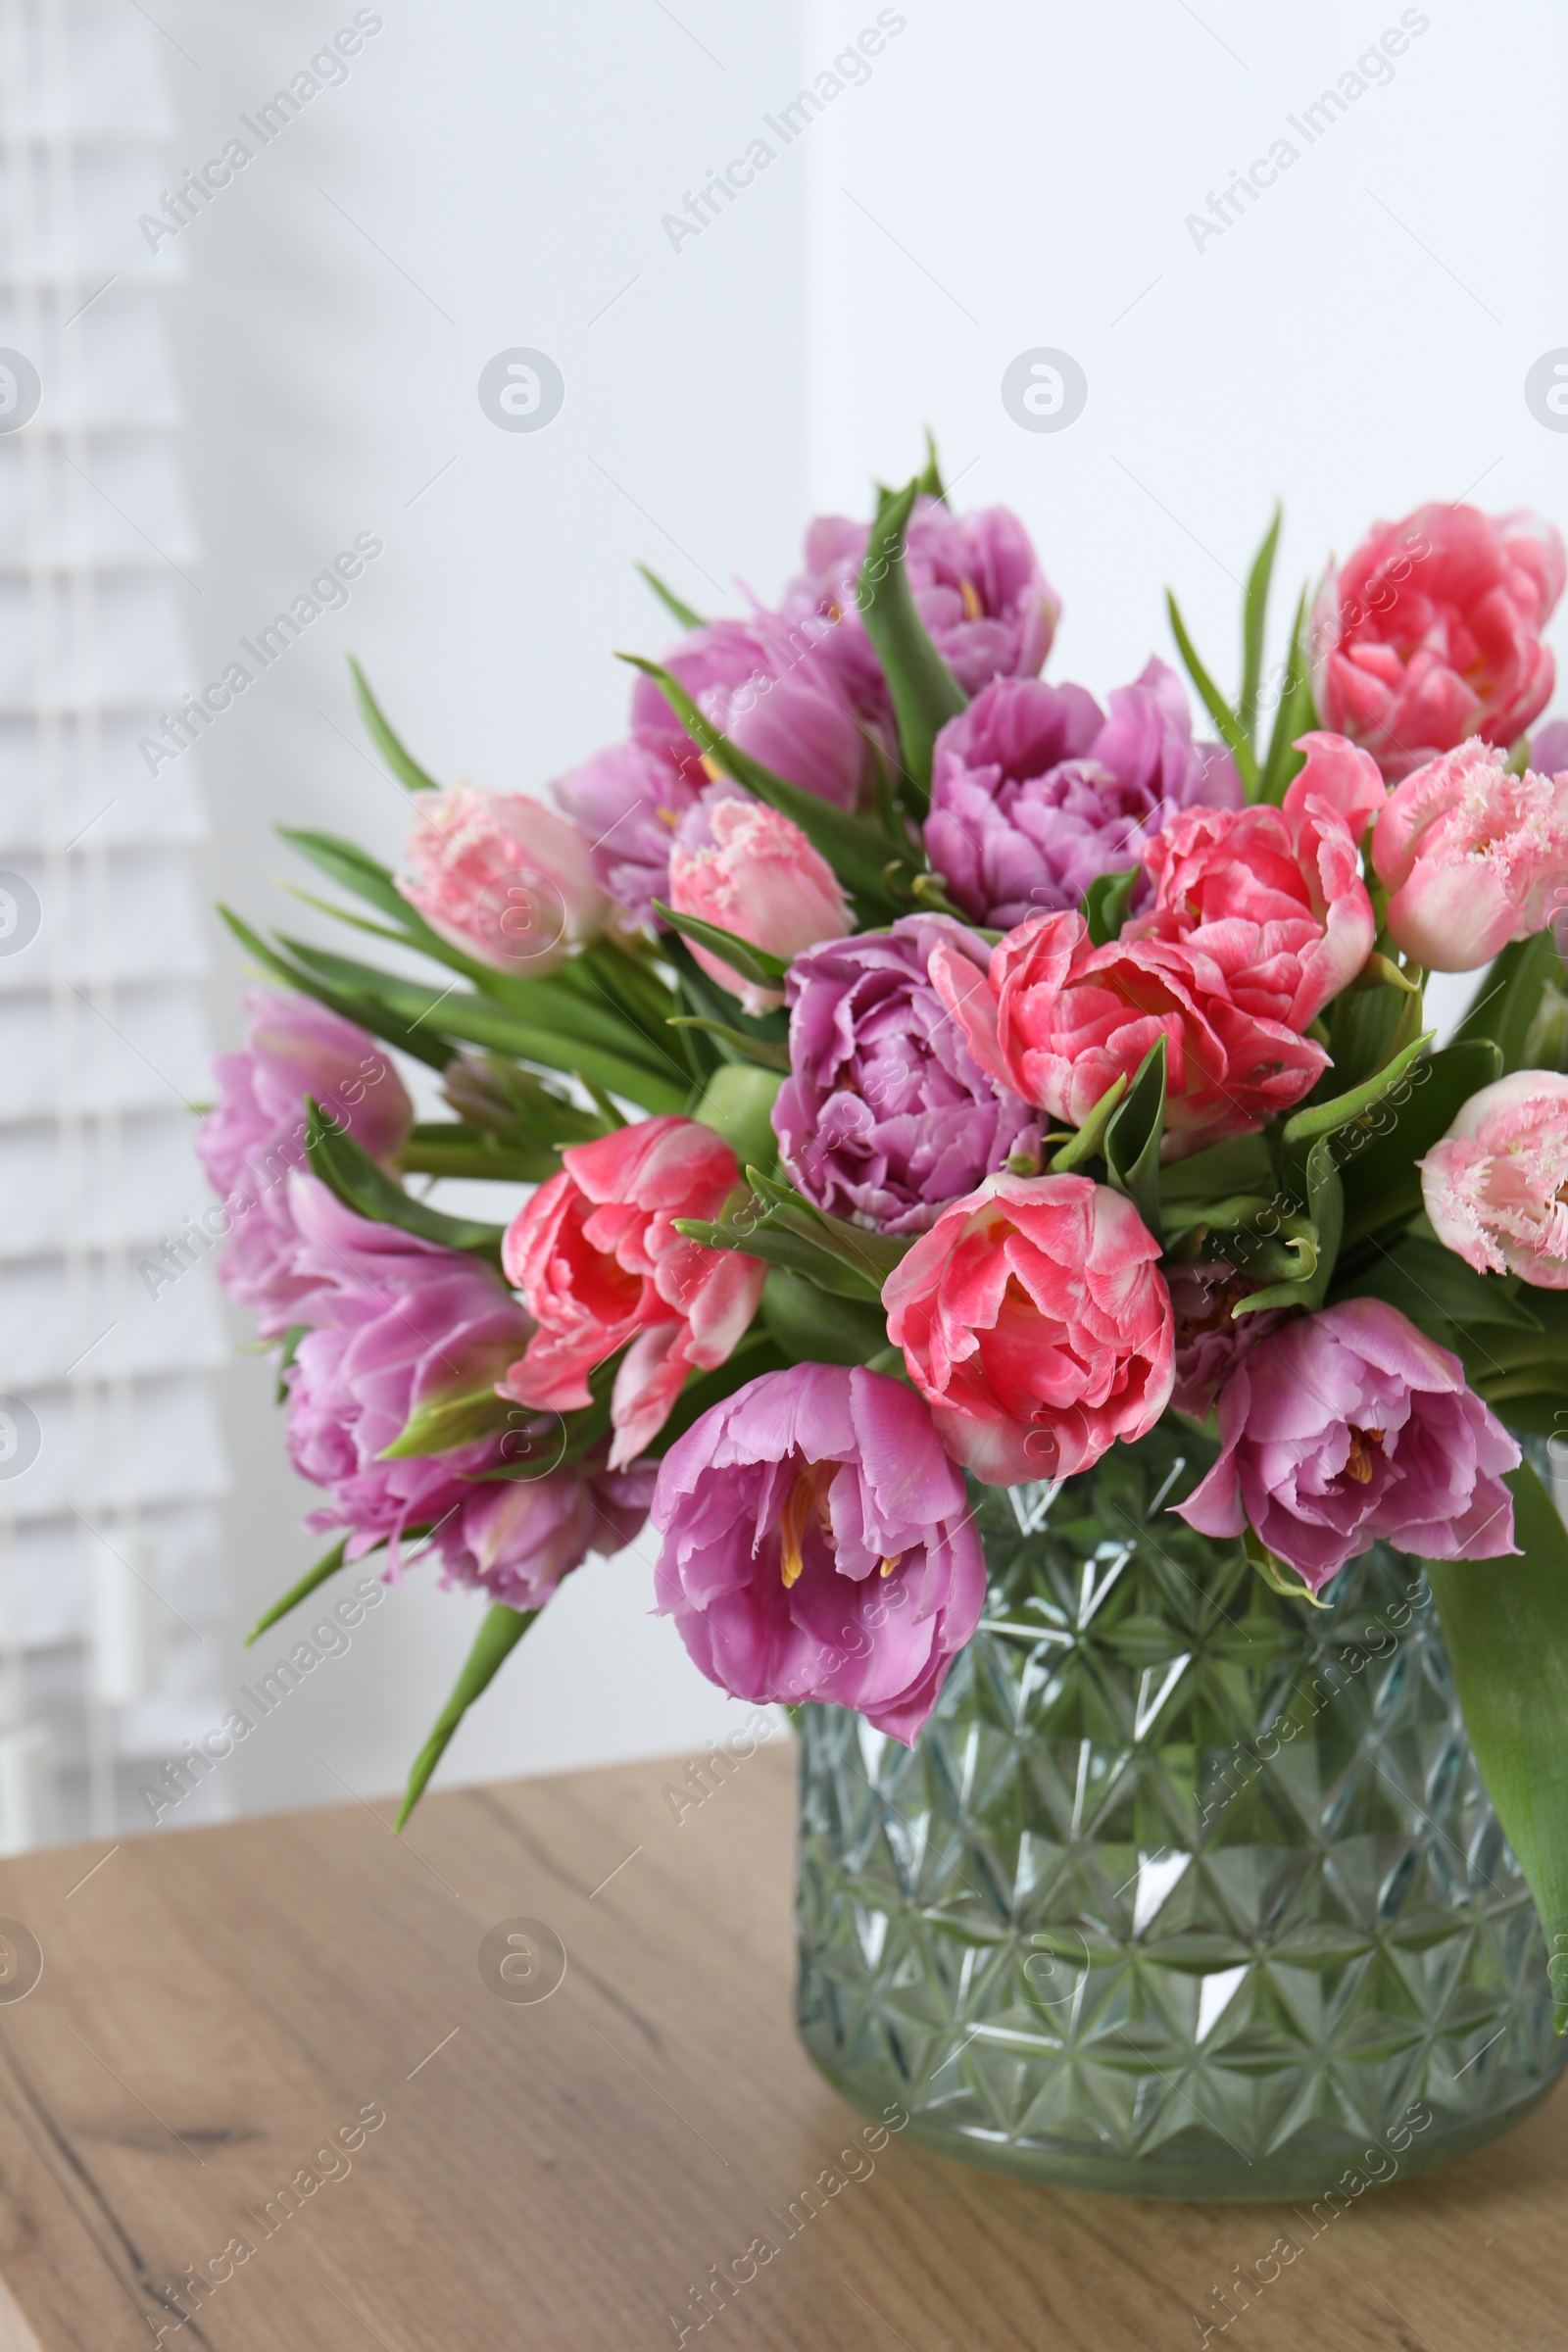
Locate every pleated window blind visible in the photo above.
<box><xmin>0</xmin><ymin>0</ymin><xmax>231</xmax><ymax>1847</ymax></box>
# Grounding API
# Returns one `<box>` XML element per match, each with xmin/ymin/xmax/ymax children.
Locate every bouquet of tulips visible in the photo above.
<box><xmin>205</xmin><ymin>447</ymin><xmax>1568</xmax><ymax>1984</ymax></box>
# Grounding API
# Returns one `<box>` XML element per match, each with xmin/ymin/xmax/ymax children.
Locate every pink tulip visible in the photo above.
<box><xmin>1178</xmin><ymin>1298</ymin><xmax>1519</xmax><ymax>1590</ymax></box>
<box><xmin>1312</xmin><ymin>503</ymin><xmax>1565</xmax><ymax>780</ymax></box>
<box><xmin>502</xmin><ymin>1115</ymin><xmax>765</xmax><ymax>1468</ymax></box>
<box><xmin>1421</xmin><ymin>1069</ymin><xmax>1568</xmax><ymax>1288</ymax></box>
<box><xmin>438</xmin><ymin>1460</ymin><xmax>658</xmax><ymax>1612</ymax></box>
<box><xmin>397</xmin><ymin>785</ymin><xmax>609</xmax><ymax>973</ymax></box>
<box><xmin>1166</xmin><ymin>1261</ymin><xmax>1286</xmax><ymax>1422</ymax></box>
<box><xmin>882</xmin><ymin>1172</ymin><xmax>1175</xmax><ymax>1486</ymax></box>
<box><xmin>1371</xmin><ymin>741</ymin><xmax>1568</xmax><ymax>971</ymax></box>
<box><xmin>1133</xmin><ymin>730</ymin><xmax>1381</xmax><ymax>1029</ymax></box>
<box><xmin>652</xmin><ymin>1362</ymin><xmax>986</xmax><ymax>1744</ymax></box>
<box><xmin>667</xmin><ymin>788</ymin><xmax>852</xmax><ymax>1014</ymax></box>
<box><xmin>197</xmin><ymin>989</ymin><xmax>415</xmax><ymax>1338</ymax></box>
<box><xmin>929</xmin><ymin>908</ymin><xmax>1328</xmax><ymax>1152</ymax></box>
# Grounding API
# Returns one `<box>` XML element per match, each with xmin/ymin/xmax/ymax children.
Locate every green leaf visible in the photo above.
<box><xmin>636</xmin><ymin>563</ymin><xmax>704</xmax><ymax>631</ymax></box>
<box><xmin>675</xmin><ymin>1169</ymin><xmax>908</xmax><ymax>1305</ymax></box>
<box><xmin>397</xmin><ymin>1126</ymin><xmax>562</xmax><ymax>1185</ymax></box>
<box><xmin>1245</xmin><ymin>1523</ymin><xmax>1331</xmax><ymax>1608</ymax></box>
<box><xmin>915</xmin><ymin>428</ymin><xmax>944</xmax><ymax>500</ymax></box>
<box><xmin>275</xmin><ymin>938</ymin><xmax>689</xmax><ymax>1111</ymax></box>
<box><xmin>397</xmin><ymin>1603</ymin><xmax>537</xmax><ymax>1831</ymax></box>
<box><xmin>907</xmin><ymin>868</ymin><xmax>967</xmax><ymax>919</ymax></box>
<box><xmin>1332</xmin><ymin>1232</ymin><xmax>1544</xmax><ymax>1339</ymax></box>
<box><xmin>1048</xmin><ymin>1073</ymin><xmax>1128</xmax><ymax>1173</ymax></box>
<box><xmin>350</xmin><ymin>657</ymin><xmax>442</xmax><ymax>793</ymax></box>
<box><xmin>379</xmin><ymin>1382</ymin><xmax>519</xmax><ymax>1460</ymax></box>
<box><xmin>1323</xmin><ymin>959</ymin><xmax>1417</xmax><ymax>1097</ymax></box>
<box><xmin>1237</xmin><ymin>1136</ymin><xmax>1342</xmax><ymax>1313</ymax></box>
<box><xmin>1159</xmin><ymin>1131</ymin><xmax>1275</xmax><ymax>1203</ymax></box>
<box><xmin>1427</xmin><ymin>1455</ymin><xmax>1568</xmax><ymax>2031</ymax></box>
<box><xmin>761</xmin><ymin>1268</ymin><xmax>890</xmax><ymax>1365</ymax></box>
<box><xmin>1081</xmin><ymin>865</ymin><xmax>1140</xmax><ymax>949</ymax></box>
<box><xmin>218</xmin><ymin>905</ymin><xmax>454</xmax><ymax>1070</ymax></box>
<box><xmin>273</xmin><ymin>1322</ymin><xmax>307</xmax><ymax>1407</ymax></box>
<box><xmin>1239</xmin><ymin>505</ymin><xmax>1282</xmax><ymax>743</ymax></box>
<box><xmin>279</xmin><ymin>825</ymin><xmax>544</xmax><ymax>1013</ymax></box>
<box><xmin>244</xmin><ymin>1538</ymin><xmax>352</xmax><ymax>1646</ymax></box>
<box><xmin>1453</xmin><ymin>932</ymin><xmax>1566</xmax><ymax>1075</ymax></box>
<box><xmin>667</xmin><ymin>1015</ymin><xmax>791</xmax><ymax>1072</ymax></box>
<box><xmin>621</xmin><ymin>655</ymin><xmax>905</xmax><ymax>915</ymax></box>
<box><xmin>305</xmin><ymin>1098</ymin><xmax>508</xmax><ymax>1267</ymax></box>
<box><xmin>651</xmin><ymin>901</ymin><xmax>788</xmax><ymax>993</ymax></box>
<box><xmin>1336</xmin><ymin>1038</ymin><xmax>1502</xmax><ymax>1247</ymax></box>
<box><xmin>855</xmin><ymin>480</ymin><xmax>969</xmax><ymax>811</ymax></box>
<box><xmin>1282</xmin><ymin>1030</ymin><xmax>1434</xmax><ymax>1149</ymax></box>
<box><xmin>691</xmin><ymin>1062</ymin><xmax>784</xmax><ymax>1170</ymax></box>
<box><xmin>438</xmin><ymin>1058</ymin><xmax>612</xmax><ymax>1152</ymax></box>
<box><xmin>1104</xmin><ymin>1037</ymin><xmax>1166</xmax><ymax>1239</ymax></box>
<box><xmin>1165</xmin><ymin>591</ymin><xmax>1260</xmax><ymax>797</ymax></box>
<box><xmin>1258</xmin><ymin>586</ymin><xmax>1316</xmax><ymax>806</ymax></box>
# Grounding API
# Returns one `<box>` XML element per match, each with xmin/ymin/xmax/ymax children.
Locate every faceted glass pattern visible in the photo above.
<box><xmin>795</xmin><ymin>1426</ymin><xmax>1568</xmax><ymax>2199</ymax></box>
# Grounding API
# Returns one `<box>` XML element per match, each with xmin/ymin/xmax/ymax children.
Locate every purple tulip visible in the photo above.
<box><xmin>554</xmin><ymin>612</ymin><xmax>876</xmax><ymax>931</ymax></box>
<box><xmin>437</xmin><ymin>1459</ymin><xmax>658</xmax><ymax>1611</ymax></box>
<box><xmin>552</xmin><ymin>734</ymin><xmax>705</xmax><ymax>935</ymax></box>
<box><xmin>1176</xmin><ymin>1297</ymin><xmax>1520</xmax><ymax>1591</ymax></box>
<box><xmin>781</xmin><ymin>496</ymin><xmax>1059</xmax><ymax>720</ymax></box>
<box><xmin>197</xmin><ymin>989</ymin><xmax>414</xmax><ymax>1338</ymax></box>
<box><xmin>1166</xmin><ymin>1261</ymin><xmax>1286</xmax><ymax>1422</ymax></box>
<box><xmin>924</xmin><ymin>660</ymin><xmax>1243</xmax><ymax>931</ymax></box>
<box><xmin>772</xmin><ymin>913</ymin><xmax>1042</xmax><ymax>1235</ymax></box>
<box><xmin>651</xmin><ymin>1362</ymin><xmax>986</xmax><ymax>1743</ymax></box>
<box><xmin>283</xmin><ymin>1177</ymin><xmax>535</xmax><ymax>1565</ymax></box>
<box><xmin>1531</xmin><ymin>716</ymin><xmax>1568</xmax><ymax>775</ymax></box>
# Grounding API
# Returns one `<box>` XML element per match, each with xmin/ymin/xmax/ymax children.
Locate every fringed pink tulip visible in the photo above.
<box><xmin>668</xmin><ymin>789</ymin><xmax>852</xmax><ymax>1013</ymax></box>
<box><xmin>398</xmin><ymin>785</ymin><xmax>608</xmax><ymax>973</ymax></box>
<box><xmin>1372</xmin><ymin>741</ymin><xmax>1568</xmax><ymax>971</ymax></box>
<box><xmin>1421</xmin><ymin>1069</ymin><xmax>1568</xmax><ymax>1288</ymax></box>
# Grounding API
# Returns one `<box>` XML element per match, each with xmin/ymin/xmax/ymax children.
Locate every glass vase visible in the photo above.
<box><xmin>795</xmin><ymin>1425</ymin><xmax>1568</xmax><ymax>2199</ymax></box>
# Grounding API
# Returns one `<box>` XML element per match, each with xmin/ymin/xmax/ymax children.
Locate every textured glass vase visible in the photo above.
<box><xmin>795</xmin><ymin>1425</ymin><xmax>1568</xmax><ymax>2199</ymax></box>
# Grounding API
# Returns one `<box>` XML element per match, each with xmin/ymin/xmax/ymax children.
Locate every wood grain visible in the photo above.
<box><xmin>0</xmin><ymin>1740</ymin><xmax>1559</xmax><ymax>2349</ymax></box>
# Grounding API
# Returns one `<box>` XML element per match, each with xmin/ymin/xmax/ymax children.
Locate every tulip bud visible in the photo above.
<box><xmin>397</xmin><ymin>785</ymin><xmax>608</xmax><ymax>974</ymax></box>
<box><xmin>668</xmin><ymin>788</ymin><xmax>852</xmax><ymax>1014</ymax></box>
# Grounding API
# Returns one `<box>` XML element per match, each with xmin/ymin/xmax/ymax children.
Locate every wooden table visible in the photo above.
<box><xmin>0</xmin><ymin>1740</ymin><xmax>1559</xmax><ymax>2351</ymax></box>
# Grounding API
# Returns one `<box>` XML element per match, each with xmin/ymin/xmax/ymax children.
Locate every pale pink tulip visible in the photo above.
<box><xmin>398</xmin><ymin>785</ymin><xmax>608</xmax><ymax>973</ymax></box>
<box><xmin>667</xmin><ymin>789</ymin><xmax>851</xmax><ymax>1014</ymax></box>
<box><xmin>1421</xmin><ymin>1069</ymin><xmax>1568</xmax><ymax>1288</ymax></box>
<box><xmin>1371</xmin><ymin>741</ymin><xmax>1568</xmax><ymax>971</ymax></box>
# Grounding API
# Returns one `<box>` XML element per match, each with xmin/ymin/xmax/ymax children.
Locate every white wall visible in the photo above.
<box><xmin>147</xmin><ymin>0</ymin><xmax>812</xmax><ymax>1813</ymax></box>
<box><xmin>143</xmin><ymin>0</ymin><xmax>1568</xmax><ymax>1813</ymax></box>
